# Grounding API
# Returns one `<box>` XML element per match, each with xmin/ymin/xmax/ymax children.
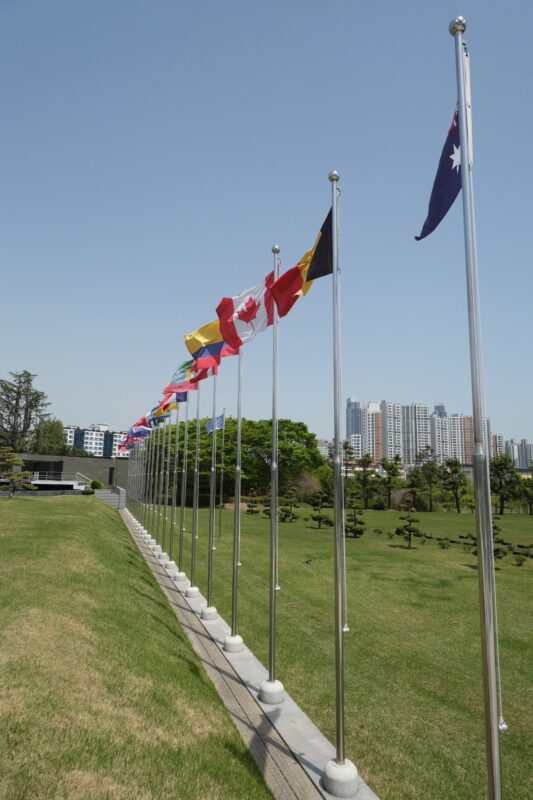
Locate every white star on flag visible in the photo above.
<box><xmin>450</xmin><ymin>144</ymin><xmax>461</xmax><ymax>173</ymax></box>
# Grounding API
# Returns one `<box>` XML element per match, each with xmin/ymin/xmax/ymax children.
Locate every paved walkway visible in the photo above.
<box><xmin>121</xmin><ymin>510</ymin><xmax>378</xmax><ymax>800</ymax></box>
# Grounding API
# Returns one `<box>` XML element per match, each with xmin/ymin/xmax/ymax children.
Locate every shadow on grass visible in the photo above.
<box><xmin>131</xmin><ymin>585</ymin><xmax>169</xmax><ymax>611</ymax></box>
<box><xmin>388</xmin><ymin>544</ymin><xmax>418</xmax><ymax>550</ymax></box>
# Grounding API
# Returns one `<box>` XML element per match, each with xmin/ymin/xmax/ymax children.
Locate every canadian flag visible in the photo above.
<box><xmin>216</xmin><ymin>272</ymin><xmax>274</xmax><ymax>349</ymax></box>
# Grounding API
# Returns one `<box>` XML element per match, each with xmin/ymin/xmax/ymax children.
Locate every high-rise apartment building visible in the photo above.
<box><xmin>346</xmin><ymin>398</ymin><xmax>362</xmax><ymax>440</ymax></box>
<box><xmin>63</xmin><ymin>424</ymin><xmax>128</xmax><ymax>458</ymax></box>
<box><xmin>491</xmin><ymin>434</ymin><xmax>504</xmax><ymax>459</ymax></box>
<box><xmin>380</xmin><ymin>401</ymin><xmax>402</xmax><ymax>460</ymax></box>
<box><xmin>362</xmin><ymin>402</ymin><xmax>383</xmax><ymax>461</ymax></box>
<box><xmin>430</xmin><ymin>413</ymin><xmax>450</xmax><ymax>464</ymax></box>
<box><xmin>401</xmin><ymin>403</ymin><xmax>431</xmax><ymax>466</ymax></box>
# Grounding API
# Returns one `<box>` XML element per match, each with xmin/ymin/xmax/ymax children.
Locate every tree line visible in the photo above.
<box><xmin>0</xmin><ymin>370</ymin><xmax>89</xmax><ymax>456</ymax></box>
<box><xmin>343</xmin><ymin>445</ymin><xmax>533</xmax><ymax>516</ymax></box>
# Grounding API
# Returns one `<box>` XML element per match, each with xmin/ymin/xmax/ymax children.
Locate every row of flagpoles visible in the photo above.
<box><xmin>123</xmin><ymin>18</ymin><xmax>503</xmax><ymax>800</ymax></box>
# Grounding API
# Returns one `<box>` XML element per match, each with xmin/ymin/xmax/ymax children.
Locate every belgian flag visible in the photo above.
<box><xmin>271</xmin><ymin>208</ymin><xmax>333</xmax><ymax>317</ymax></box>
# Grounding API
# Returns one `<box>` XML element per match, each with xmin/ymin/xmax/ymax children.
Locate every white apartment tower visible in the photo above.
<box><xmin>380</xmin><ymin>401</ymin><xmax>403</xmax><ymax>460</ymax></box>
<box><xmin>362</xmin><ymin>402</ymin><xmax>383</xmax><ymax>461</ymax></box>
<box><xmin>402</xmin><ymin>403</ymin><xmax>431</xmax><ymax>466</ymax></box>
<box><xmin>430</xmin><ymin>413</ymin><xmax>450</xmax><ymax>464</ymax></box>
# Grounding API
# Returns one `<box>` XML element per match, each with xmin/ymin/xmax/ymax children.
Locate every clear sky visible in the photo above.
<box><xmin>1</xmin><ymin>0</ymin><xmax>531</xmax><ymax>442</ymax></box>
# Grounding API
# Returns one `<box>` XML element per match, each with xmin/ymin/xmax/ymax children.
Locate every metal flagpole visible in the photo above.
<box><xmin>202</xmin><ymin>374</ymin><xmax>218</xmax><ymax>620</ymax></box>
<box><xmin>161</xmin><ymin>416</ymin><xmax>169</xmax><ymax>553</ymax></box>
<box><xmin>217</xmin><ymin>407</ymin><xmax>226</xmax><ymax>540</ymax></box>
<box><xmin>164</xmin><ymin>412</ymin><xmax>173</xmax><ymax>548</ymax></box>
<box><xmin>145</xmin><ymin>429</ymin><xmax>154</xmax><ymax>534</ymax></box>
<box><xmin>157</xmin><ymin>421</ymin><xmax>165</xmax><ymax>550</ymax></box>
<box><xmin>259</xmin><ymin>245</ymin><xmax>284</xmax><ymax>704</ymax></box>
<box><xmin>450</xmin><ymin>17</ymin><xmax>501</xmax><ymax>799</ymax></box>
<box><xmin>186</xmin><ymin>384</ymin><xmax>201</xmax><ymax>597</ymax></box>
<box><xmin>323</xmin><ymin>171</ymin><xmax>359</xmax><ymax>797</ymax></box>
<box><xmin>150</xmin><ymin>426</ymin><xmax>157</xmax><ymax>535</ymax></box>
<box><xmin>223</xmin><ymin>350</ymin><xmax>244</xmax><ymax>652</ymax></box>
<box><xmin>177</xmin><ymin>395</ymin><xmax>190</xmax><ymax>582</ymax></box>
<box><xmin>169</xmin><ymin>404</ymin><xmax>181</xmax><ymax>564</ymax></box>
<box><xmin>155</xmin><ymin>423</ymin><xmax>163</xmax><ymax>542</ymax></box>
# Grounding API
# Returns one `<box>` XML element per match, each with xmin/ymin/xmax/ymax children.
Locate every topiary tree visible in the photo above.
<box><xmin>311</xmin><ymin>491</ymin><xmax>333</xmax><ymax>530</ymax></box>
<box><xmin>0</xmin><ymin>446</ymin><xmax>35</xmax><ymax>496</ymax></box>
<box><xmin>279</xmin><ymin>487</ymin><xmax>299</xmax><ymax>523</ymax></box>
<box><xmin>245</xmin><ymin>488</ymin><xmax>260</xmax><ymax>514</ymax></box>
<box><xmin>345</xmin><ymin>505</ymin><xmax>365</xmax><ymax>538</ymax></box>
<box><xmin>395</xmin><ymin>513</ymin><xmax>420</xmax><ymax>549</ymax></box>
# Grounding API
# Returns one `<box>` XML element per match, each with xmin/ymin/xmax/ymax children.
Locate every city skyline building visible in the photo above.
<box><xmin>64</xmin><ymin>423</ymin><xmax>128</xmax><ymax>458</ymax></box>
<box><xmin>346</xmin><ymin>397</ymin><xmax>502</xmax><ymax>468</ymax></box>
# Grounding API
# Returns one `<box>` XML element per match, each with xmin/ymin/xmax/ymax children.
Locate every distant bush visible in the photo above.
<box><xmin>515</xmin><ymin>554</ymin><xmax>527</xmax><ymax>567</ymax></box>
<box><xmin>90</xmin><ymin>480</ymin><xmax>104</xmax><ymax>490</ymax></box>
<box><xmin>438</xmin><ymin>538</ymin><xmax>450</xmax><ymax>549</ymax></box>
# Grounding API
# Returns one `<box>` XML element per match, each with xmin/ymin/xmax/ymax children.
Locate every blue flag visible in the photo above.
<box><xmin>416</xmin><ymin>109</ymin><xmax>462</xmax><ymax>240</ymax></box>
<box><xmin>206</xmin><ymin>413</ymin><xmax>225</xmax><ymax>435</ymax></box>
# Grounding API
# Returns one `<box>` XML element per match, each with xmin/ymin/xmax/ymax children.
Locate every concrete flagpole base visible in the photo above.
<box><xmin>258</xmin><ymin>679</ymin><xmax>284</xmax><ymax>705</ymax></box>
<box><xmin>173</xmin><ymin>571</ymin><xmax>187</xmax><ymax>582</ymax></box>
<box><xmin>200</xmin><ymin>605</ymin><xmax>218</xmax><ymax>621</ymax></box>
<box><xmin>165</xmin><ymin>561</ymin><xmax>179</xmax><ymax>577</ymax></box>
<box><xmin>173</xmin><ymin>577</ymin><xmax>190</xmax><ymax>592</ymax></box>
<box><xmin>151</xmin><ymin>545</ymin><xmax>163</xmax><ymax>556</ymax></box>
<box><xmin>186</xmin><ymin>586</ymin><xmax>200</xmax><ymax>598</ymax></box>
<box><xmin>323</xmin><ymin>758</ymin><xmax>359</xmax><ymax>798</ymax></box>
<box><xmin>223</xmin><ymin>634</ymin><xmax>243</xmax><ymax>653</ymax></box>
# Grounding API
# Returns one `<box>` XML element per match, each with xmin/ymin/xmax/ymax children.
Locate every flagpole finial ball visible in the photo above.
<box><xmin>329</xmin><ymin>170</ymin><xmax>340</xmax><ymax>182</ymax></box>
<box><xmin>449</xmin><ymin>16</ymin><xmax>467</xmax><ymax>35</ymax></box>
<box><xmin>272</xmin><ymin>245</ymin><xmax>280</xmax><ymax>254</ymax></box>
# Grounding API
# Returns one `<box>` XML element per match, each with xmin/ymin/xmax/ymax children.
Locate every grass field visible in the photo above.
<box><xmin>0</xmin><ymin>497</ymin><xmax>273</xmax><ymax>800</ymax></box>
<box><xmin>157</xmin><ymin>501</ymin><xmax>532</xmax><ymax>800</ymax></box>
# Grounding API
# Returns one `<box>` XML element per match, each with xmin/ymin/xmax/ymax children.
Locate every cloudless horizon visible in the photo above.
<box><xmin>2</xmin><ymin>1</ymin><xmax>531</xmax><ymax>443</ymax></box>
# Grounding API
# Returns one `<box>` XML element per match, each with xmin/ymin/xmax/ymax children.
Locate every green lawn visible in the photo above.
<box><xmin>0</xmin><ymin>497</ymin><xmax>273</xmax><ymax>800</ymax></box>
<box><xmin>154</xmin><ymin>501</ymin><xmax>532</xmax><ymax>800</ymax></box>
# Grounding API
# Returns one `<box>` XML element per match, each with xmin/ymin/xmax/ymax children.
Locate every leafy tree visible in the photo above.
<box><xmin>354</xmin><ymin>453</ymin><xmax>375</xmax><ymax>510</ymax></box>
<box><xmin>520</xmin><ymin>466</ymin><xmax>533</xmax><ymax>516</ymax></box>
<box><xmin>490</xmin><ymin>454</ymin><xmax>521</xmax><ymax>515</ymax></box>
<box><xmin>405</xmin><ymin>466</ymin><xmax>428</xmax><ymax>511</ymax></box>
<box><xmin>30</xmin><ymin>418</ymin><xmax>66</xmax><ymax>455</ymax></box>
<box><xmin>0</xmin><ymin>447</ymin><xmax>35</xmax><ymax>496</ymax></box>
<box><xmin>440</xmin><ymin>458</ymin><xmax>468</xmax><ymax>513</ymax></box>
<box><xmin>416</xmin><ymin>447</ymin><xmax>441</xmax><ymax>512</ymax></box>
<box><xmin>379</xmin><ymin>454</ymin><xmax>402</xmax><ymax>510</ymax></box>
<box><xmin>0</xmin><ymin>371</ymin><xmax>50</xmax><ymax>451</ymax></box>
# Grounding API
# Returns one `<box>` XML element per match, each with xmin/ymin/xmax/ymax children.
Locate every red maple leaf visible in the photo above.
<box><xmin>236</xmin><ymin>296</ymin><xmax>260</xmax><ymax>324</ymax></box>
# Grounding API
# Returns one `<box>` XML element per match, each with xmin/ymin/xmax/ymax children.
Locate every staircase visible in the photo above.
<box><xmin>95</xmin><ymin>487</ymin><xmax>126</xmax><ymax>509</ymax></box>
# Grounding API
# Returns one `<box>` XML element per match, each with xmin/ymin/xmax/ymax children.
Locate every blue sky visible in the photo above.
<box><xmin>1</xmin><ymin>1</ymin><xmax>531</xmax><ymax>442</ymax></box>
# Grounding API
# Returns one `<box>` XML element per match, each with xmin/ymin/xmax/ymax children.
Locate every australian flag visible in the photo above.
<box><xmin>416</xmin><ymin>109</ymin><xmax>462</xmax><ymax>240</ymax></box>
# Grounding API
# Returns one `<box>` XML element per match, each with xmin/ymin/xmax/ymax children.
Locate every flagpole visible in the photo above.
<box><xmin>154</xmin><ymin>424</ymin><xmax>161</xmax><ymax>544</ymax></box>
<box><xmin>161</xmin><ymin>416</ymin><xmax>169</xmax><ymax>554</ymax></box>
<box><xmin>223</xmin><ymin>350</ymin><xmax>244</xmax><ymax>653</ymax></box>
<box><xmin>259</xmin><ymin>245</ymin><xmax>284</xmax><ymax>704</ymax></box>
<box><xmin>202</xmin><ymin>374</ymin><xmax>218</xmax><ymax>620</ymax></box>
<box><xmin>150</xmin><ymin>425</ymin><xmax>157</xmax><ymax>535</ymax></box>
<box><xmin>176</xmin><ymin>395</ymin><xmax>189</xmax><ymax>583</ymax></box>
<box><xmin>146</xmin><ymin>428</ymin><xmax>155</xmax><ymax>534</ymax></box>
<box><xmin>450</xmin><ymin>17</ymin><xmax>501</xmax><ymax>800</ymax></box>
<box><xmin>217</xmin><ymin>407</ymin><xmax>226</xmax><ymax>540</ymax></box>
<box><xmin>323</xmin><ymin>171</ymin><xmax>358</xmax><ymax>798</ymax></box>
<box><xmin>168</xmin><ymin>404</ymin><xmax>181</xmax><ymax>571</ymax></box>
<box><xmin>186</xmin><ymin>384</ymin><xmax>201</xmax><ymax>598</ymax></box>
